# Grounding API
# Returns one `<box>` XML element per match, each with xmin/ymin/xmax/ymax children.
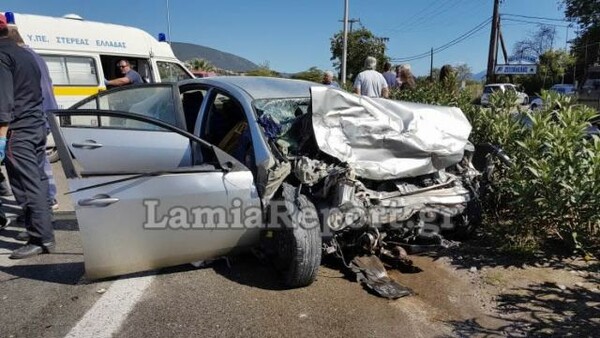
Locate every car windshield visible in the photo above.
<box><xmin>483</xmin><ymin>86</ymin><xmax>502</xmax><ymax>94</ymax></box>
<box><xmin>254</xmin><ymin>98</ymin><xmax>310</xmax><ymax>135</ymax></box>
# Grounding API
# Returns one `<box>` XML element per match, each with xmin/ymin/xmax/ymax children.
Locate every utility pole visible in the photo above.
<box><xmin>430</xmin><ymin>47</ymin><xmax>434</xmax><ymax>79</ymax></box>
<box><xmin>486</xmin><ymin>0</ymin><xmax>500</xmax><ymax>83</ymax></box>
<box><xmin>166</xmin><ymin>0</ymin><xmax>172</xmax><ymax>44</ymax></box>
<box><xmin>340</xmin><ymin>19</ymin><xmax>360</xmax><ymax>32</ymax></box>
<box><xmin>349</xmin><ymin>18</ymin><xmax>359</xmax><ymax>33</ymax></box>
<box><xmin>341</xmin><ymin>0</ymin><xmax>349</xmax><ymax>84</ymax></box>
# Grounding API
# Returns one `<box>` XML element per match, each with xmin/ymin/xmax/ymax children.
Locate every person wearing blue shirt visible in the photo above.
<box><xmin>382</xmin><ymin>62</ymin><xmax>397</xmax><ymax>89</ymax></box>
<box><xmin>105</xmin><ymin>60</ymin><xmax>143</xmax><ymax>86</ymax></box>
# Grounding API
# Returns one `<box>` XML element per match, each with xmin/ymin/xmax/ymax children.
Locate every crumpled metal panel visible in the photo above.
<box><xmin>350</xmin><ymin>255</ymin><xmax>412</xmax><ymax>299</ymax></box>
<box><xmin>310</xmin><ymin>87</ymin><xmax>473</xmax><ymax>180</ymax></box>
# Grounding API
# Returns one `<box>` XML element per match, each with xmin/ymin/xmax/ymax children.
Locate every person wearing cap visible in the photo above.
<box><xmin>105</xmin><ymin>59</ymin><xmax>143</xmax><ymax>87</ymax></box>
<box><xmin>322</xmin><ymin>70</ymin><xmax>340</xmax><ymax>88</ymax></box>
<box><xmin>0</xmin><ymin>13</ymin><xmax>55</xmax><ymax>258</ymax></box>
<box><xmin>353</xmin><ymin>56</ymin><xmax>389</xmax><ymax>98</ymax></box>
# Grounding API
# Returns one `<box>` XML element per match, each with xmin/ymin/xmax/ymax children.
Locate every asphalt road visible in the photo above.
<box><xmin>0</xmin><ymin>162</ymin><xmax>493</xmax><ymax>338</ymax></box>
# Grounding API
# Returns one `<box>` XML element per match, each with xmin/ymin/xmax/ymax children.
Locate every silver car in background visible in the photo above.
<box><xmin>481</xmin><ymin>83</ymin><xmax>529</xmax><ymax>106</ymax></box>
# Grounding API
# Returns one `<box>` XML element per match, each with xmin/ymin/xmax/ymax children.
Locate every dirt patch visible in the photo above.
<box><xmin>391</xmin><ymin>247</ymin><xmax>600</xmax><ymax>337</ymax></box>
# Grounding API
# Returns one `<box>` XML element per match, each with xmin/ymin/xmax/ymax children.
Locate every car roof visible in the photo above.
<box><xmin>485</xmin><ymin>83</ymin><xmax>514</xmax><ymax>87</ymax></box>
<box><xmin>179</xmin><ymin>76</ymin><xmax>325</xmax><ymax>100</ymax></box>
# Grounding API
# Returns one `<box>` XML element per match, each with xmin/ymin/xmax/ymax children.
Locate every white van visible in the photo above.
<box><xmin>1</xmin><ymin>11</ymin><xmax>194</xmax><ymax>161</ymax></box>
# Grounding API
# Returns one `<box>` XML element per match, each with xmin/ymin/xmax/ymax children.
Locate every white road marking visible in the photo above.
<box><xmin>65</xmin><ymin>274</ymin><xmax>155</xmax><ymax>338</ymax></box>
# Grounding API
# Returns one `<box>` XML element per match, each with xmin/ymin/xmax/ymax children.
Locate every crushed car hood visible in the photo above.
<box><xmin>310</xmin><ymin>86</ymin><xmax>473</xmax><ymax>180</ymax></box>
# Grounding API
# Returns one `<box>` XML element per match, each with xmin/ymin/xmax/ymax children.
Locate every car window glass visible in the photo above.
<box><xmin>157</xmin><ymin>62</ymin><xmax>193</xmax><ymax>82</ymax></box>
<box><xmin>483</xmin><ymin>86</ymin><xmax>498</xmax><ymax>93</ymax></box>
<box><xmin>58</xmin><ymin>115</ymin><xmax>222</xmax><ymax>172</ymax></box>
<box><xmin>68</xmin><ymin>86</ymin><xmax>178</xmax><ymax>129</ymax></box>
<box><xmin>254</xmin><ymin>98</ymin><xmax>310</xmax><ymax>135</ymax></box>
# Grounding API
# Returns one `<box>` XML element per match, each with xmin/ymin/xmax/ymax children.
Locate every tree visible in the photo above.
<box><xmin>512</xmin><ymin>25</ymin><xmax>557</xmax><ymax>60</ymax></box>
<box><xmin>245</xmin><ymin>61</ymin><xmax>280</xmax><ymax>77</ymax></box>
<box><xmin>514</xmin><ymin>49</ymin><xmax>575</xmax><ymax>94</ymax></box>
<box><xmin>291</xmin><ymin>67</ymin><xmax>324</xmax><ymax>83</ymax></box>
<box><xmin>185</xmin><ymin>58</ymin><xmax>215</xmax><ymax>72</ymax></box>
<box><xmin>564</xmin><ymin>0</ymin><xmax>600</xmax><ymax>29</ymax></box>
<box><xmin>330</xmin><ymin>27</ymin><xmax>389</xmax><ymax>82</ymax></box>
<box><xmin>563</xmin><ymin>0</ymin><xmax>600</xmax><ymax>81</ymax></box>
<box><xmin>538</xmin><ymin>49</ymin><xmax>576</xmax><ymax>85</ymax></box>
<box><xmin>454</xmin><ymin>63</ymin><xmax>472</xmax><ymax>83</ymax></box>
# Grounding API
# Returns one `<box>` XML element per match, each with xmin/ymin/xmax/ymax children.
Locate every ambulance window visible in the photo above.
<box><xmin>157</xmin><ymin>62</ymin><xmax>192</xmax><ymax>82</ymax></box>
<box><xmin>42</xmin><ymin>56</ymin><xmax>98</xmax><ymax>86</ymax></box>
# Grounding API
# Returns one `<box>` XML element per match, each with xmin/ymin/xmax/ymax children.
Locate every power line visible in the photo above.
<box><xmin>396</xmin><ymin>18</ymin><xmax>491</xmax><ymax>60</ymax></box>
<box><xmin>391</xmin><ymin>17</ymin><xmax>491</xmax><ymax>62</ymax></box>
<box><xmin>390</xmin><ymin>0</ymin><xmax>489</xmax><ymax>35</ymax></box>
<box><xmin>503</xmin><ymin>18</ymin><xmax>570</xmax><ymax>28</ymax></box>
<box><xmin>502</xmin><ymin>13</ymin><xmax>570</xmax><ymax>23</ymax></box>
<box><xmin>385</xmin><ymin>0</ymin><xmax>450</xmax><ymax>33</ymax></box>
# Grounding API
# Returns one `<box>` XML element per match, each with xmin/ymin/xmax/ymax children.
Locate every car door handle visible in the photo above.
<box><xmin>78</xmin><ymin>195</ymin><xmax>119</xmax><ymax>207</ymax></box>
<box><xmin>72</xmin><ymin>140</ymin><xmax>103</xmax><ymax>149</ymax></box>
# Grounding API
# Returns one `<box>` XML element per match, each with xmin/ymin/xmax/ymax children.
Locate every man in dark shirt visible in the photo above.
<box><xmin>105</xmin><ymin>59</ymin><xmax>143</xmax><ymax>86</ymax></box>
<box><xmin>0</xmin><ymin>14</ymin><xmax>54</xmax><ymax>258</ymax></box>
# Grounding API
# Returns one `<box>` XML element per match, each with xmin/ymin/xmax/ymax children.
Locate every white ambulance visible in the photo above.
<box><xmin>1</xmin><ymin>11</ymin><xmax>194</xmax><ymax>161</ymax></box>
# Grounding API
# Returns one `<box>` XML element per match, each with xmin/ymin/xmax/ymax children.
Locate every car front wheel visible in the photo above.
<box><xmin>267</xmin><ymin>183</ymin><xmax>322</xmax><ymax>288</ymax></box>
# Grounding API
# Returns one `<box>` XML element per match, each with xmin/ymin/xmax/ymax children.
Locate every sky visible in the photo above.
<box><xmin>2</xmin><ymin>0</ymin><xmax>572</xmax><ymax>76</ymax></box>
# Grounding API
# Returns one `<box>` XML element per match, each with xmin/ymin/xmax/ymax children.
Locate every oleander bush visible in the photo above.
<box><xmin>391</xmin><ymin>83</ymin><xmax>600</xmax><ymax>254</ymax></box>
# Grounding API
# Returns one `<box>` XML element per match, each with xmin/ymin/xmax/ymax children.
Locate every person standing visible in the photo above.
<box><xmin>353</xmin><ymin>56</ymin><xmax>389</xmax><ymax>98</ymax></box>
<box><xmin>322</xmin><ymin>70</ymin><xmax>340</xmax><ymax>88</ymax></box>
<box><xmin>0</xmin><ymin>14</ymin><xmax>55</xmax><ymax>258</ymax></box>
<box><xmin>398</xmin><ymin>64</ymin><xmax>417</xmax><ymax>91</ymax></box>
<box><xmin>105</xmin><ymin>59</ymin><xmax>143</xmax><ymax>87</ymax></box>
<box><xmin>382</xmin><ymin>62</ymin><xmax>396</xmax><ymax>89</ymax></box>
<box><xmin>6</xmin><ymin>26</ymin><xmax>59</xmax><ymax>212</ymax></box>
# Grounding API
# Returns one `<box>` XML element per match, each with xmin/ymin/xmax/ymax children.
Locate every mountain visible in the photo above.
<box><xmin>470</xmin><ymin>70</ymin><xmax>487</xmax><ymax>81</ymax></box>
<box><xmin>171</xmin><ymin>42</ymin><xmax>259</xmax><ymax>72</ymax></box>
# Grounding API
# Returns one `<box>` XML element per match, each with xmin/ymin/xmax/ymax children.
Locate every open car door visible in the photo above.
<box><xmin>64</xmin><ymin>84</ymin><xmax>190</xmax><ymax>172</ymax></box>
<box><xmin>49</xmin><ymin>110</ymin><xmax>262</xmax><ymax>279</ymax></box>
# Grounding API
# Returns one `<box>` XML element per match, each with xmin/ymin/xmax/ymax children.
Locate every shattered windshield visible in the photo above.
<box><xmin>254</xmin><ymin>98</ymin><xmax>310</xmax><ymax>136</ymax></box>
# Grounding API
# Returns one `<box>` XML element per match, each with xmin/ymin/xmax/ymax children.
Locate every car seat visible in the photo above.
<box><xmin>182</xmin><ymin>91</ymin><xmax>204</xmax><ymax>133</ymax></box>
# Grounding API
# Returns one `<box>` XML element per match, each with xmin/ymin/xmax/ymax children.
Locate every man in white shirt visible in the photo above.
<box><xmin>353</xmin><ymin>56</ymin><xmax>389</xmax><ymax>98</ymax></box>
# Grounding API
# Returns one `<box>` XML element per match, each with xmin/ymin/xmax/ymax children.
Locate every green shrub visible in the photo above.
<box><xmin>391</xmin><ymin>82</ymin><xmax>600</xmax><ymax>253</ymax></box>
<box><xmin>492</xmin><ymin>91</ymin><xmax>600</xmax><ymax>252</ymax></box>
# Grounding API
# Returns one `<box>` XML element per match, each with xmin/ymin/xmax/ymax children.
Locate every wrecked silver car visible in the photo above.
<box><xmin>50</xmin><ymin>77</ymin><xmax>488</xmax><ymax>298</ymax></box>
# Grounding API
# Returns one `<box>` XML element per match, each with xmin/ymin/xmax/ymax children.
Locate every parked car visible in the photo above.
<box><xmin>49</xmin><ymin>77</ymin><xmax>491</xmax><ymax>298</ymax></box>
<box><xmin>578</xmin><ymin>65</ymin><xmax>600</xmax><ymax>112</ymax></box>
<box><xmin>481</xmin><ymin>83</ymin><xmax>529</xmax><ymax>106</ymax></box>
<box><xmin>550</xmin><ymin>84</ymin><xmax>577</xmax><ymax>95</ymax></box>
<box><xmin>530</xmin><ymin>84</ymin><xmax>578</xmax><ymax>110</ymax></box>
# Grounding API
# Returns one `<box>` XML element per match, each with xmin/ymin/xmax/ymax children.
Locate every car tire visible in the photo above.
<box><xmin>270</xmin><ymin>183</ymin><xmax>321</xmax><ymax>288</ymax></box>
<box><xmin>46</xmin><ymin>147</ymin><xmax>60</xmax><ymax>163</ymax></box>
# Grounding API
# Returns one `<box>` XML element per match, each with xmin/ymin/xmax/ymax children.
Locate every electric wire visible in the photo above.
<box><xmin>390</xmin><ymin>17</ymin><xmax>491</xmax><ymax>62</ymax></box>
<box><xmin>503</xmin><ymin>18</ymin><xmax>570</xmax><ymax>28</ymax></box>
<box><xmin>502</xmin><ymin>13</ymin><xmax>571</xmax><ymax>23</ymax></box>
